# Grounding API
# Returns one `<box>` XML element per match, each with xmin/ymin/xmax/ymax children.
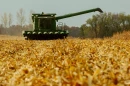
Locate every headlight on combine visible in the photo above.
<box><xmin>44</xmin><ymin>32</ymin><xmax>47</xmax><ymax>34</ymax></box>
<box><xmin>38</xmin><ymin>32</ymin><xmax>42</xmax><ymax>34</ymax></box>
<box><xmin>55</xmin><ymin>32</ymin><xmax>58</xmax><ymax>34</ymax></box>
<box><xmin>27</xmin><ymin>32</ymin><xmax>31</xmax><ymax>34</ymax></box>
<box><xmin>49</xmin><ymin>32</ymin><xmax>53</xmax><ymax>34</ymax></box>
<box><xmin>33</xmin><ymin>32</ymin><xmax>36</xmax><ymax>34</ymax></box>
<box><xmin>22</xmin><ymin>31</ymin><xmax>25</xmax><ymax>35</ymax></box>
<box><xmin>60</xmin><ymin>32</ymin><xmax>64</xmax><ymax>34</ymax></box>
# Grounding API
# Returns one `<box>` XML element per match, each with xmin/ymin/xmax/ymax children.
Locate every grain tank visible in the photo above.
<box><xmin>22</xmin><ymin>8</ymin><xmax>103</xmax><ymax>40</ymax></box>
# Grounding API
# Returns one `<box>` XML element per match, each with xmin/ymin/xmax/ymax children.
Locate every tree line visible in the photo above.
<box><xmin>80</xmin><ymin>12</ymin><xmax>130</xmax><ymax>38</ymax></box>
<box><xmin>0</xmin><ymin>9</ymin><xmax>130</xmax><ymax>38</ymax></box>
<box><xmin>0</xmin><ymin>8</ymin><xmax>34</xmax><ymax>36</ymax></box>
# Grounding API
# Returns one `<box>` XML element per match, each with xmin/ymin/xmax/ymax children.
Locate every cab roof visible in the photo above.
<box><xmin>32</xmin><ymin>12</ymin><xmax>56</xmax><ymax>17</ymax></box>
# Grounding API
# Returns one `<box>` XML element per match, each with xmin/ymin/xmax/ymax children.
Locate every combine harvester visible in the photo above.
<box><xmin>22</xmin><ymin>8</ymin><xmax>103</xmax><ymax>40</ymax></box>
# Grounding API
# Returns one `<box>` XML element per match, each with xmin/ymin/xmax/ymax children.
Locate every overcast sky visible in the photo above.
<box><xmin>0</xmin><ymin>0</ymin><xmax>130</xmax><ymax>27</ymax></box>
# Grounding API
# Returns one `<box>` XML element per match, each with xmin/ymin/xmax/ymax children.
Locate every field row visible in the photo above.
<box><xmin>0</xmin><ymin>38</ymin><xmax>130</xmax><ymax>85</ymax></box>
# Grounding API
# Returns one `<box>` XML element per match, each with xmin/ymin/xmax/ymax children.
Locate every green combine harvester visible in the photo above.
<box><xmin>22</xmin><ymin>8</ymin><xmax>103</xmax><ymax>40</ymax></box>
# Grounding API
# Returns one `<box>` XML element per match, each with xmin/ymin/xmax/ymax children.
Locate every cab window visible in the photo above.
<box><xmin>39</xmin><ymin>18</ymin><xmax>52</xmax><ymax>29</ymax></box>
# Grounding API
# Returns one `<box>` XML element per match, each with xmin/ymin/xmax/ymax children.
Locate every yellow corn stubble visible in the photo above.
<box><xmin>0</xmin><ymin>37</ymin><xmax>130</xmax><ymax>86</ymax></box>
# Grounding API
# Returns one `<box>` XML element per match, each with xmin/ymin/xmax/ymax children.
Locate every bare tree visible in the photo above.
<box><xmin>1</xmin><ymin>13</ymin><xmax>8</xmax><ymax>28</ymax></box>
<box><xmin>17</xmin><ymin>8</ymin><xmax>26</xmax><ymax>27</ymax></box>
<box><xmin>29</xmin><ymin>10</ymin><xmax>35</xmax><ymax>25</ymax></box>
<box><xmin>8</xmin><ymin>13</ymin><xmax>13</xmax><ymax>27</ymax></box>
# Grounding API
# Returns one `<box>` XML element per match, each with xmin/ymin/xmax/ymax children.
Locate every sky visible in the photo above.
<box><xmin>0</xmin><ymin>0</ymin><xmax>130</xmax><ymax>27</ymax></box>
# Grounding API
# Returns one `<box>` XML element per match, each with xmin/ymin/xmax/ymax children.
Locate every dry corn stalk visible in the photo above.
<box><xmin>0</xmin><ymin>35</ymin><xmax>130</xmax><ymax>86</ymax></box>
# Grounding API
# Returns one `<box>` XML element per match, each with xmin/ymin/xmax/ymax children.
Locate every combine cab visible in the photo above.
<box><xmin>22</xmin><ymin>8</ymin><xmax>103</xmax><ymax>40</ymax></box>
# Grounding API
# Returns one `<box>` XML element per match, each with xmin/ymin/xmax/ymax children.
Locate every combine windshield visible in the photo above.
<box><xmin>39</xmin><ymin>18</ymin><xmax>52</xmax><ymax>29</ymax></box>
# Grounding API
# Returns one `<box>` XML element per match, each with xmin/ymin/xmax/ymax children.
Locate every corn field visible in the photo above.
<box><xmin>0</xmin><ymin>32</ymin><xmax>130</xmax><ymax>86</ymax></box>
